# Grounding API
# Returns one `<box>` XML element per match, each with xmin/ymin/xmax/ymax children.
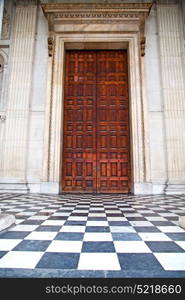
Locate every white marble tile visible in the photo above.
<box><xmin>157</xmin><ymin>226</ymin><xmax>185</xmax><ymax>233</ymax></box>
<box><xmin>83</xmin><ymin>233</ymin><xmax>113</xmax><ymax>241</ymax></box>
<box><xmin>59</xmin><ymin>226</ymin><xmax>86</xmax><ymax>233</ymax></box>
<box><xmin>114</xmin><ymin>241</ymin><xmax>151</xmax><ymax>253</ymax></box>
<box><xmin>137</xmin><ymin>210</ymin><xmax>154</xmax><ymax>214</ymax></box>
<box><xmin>129</xmin><ymin>221</ymin><xmax>154</xmax><ymax>227</ymax></box>
<box><xmin>9</xmin><ymin>224</ymin><xmax>39</xmax><ymax>231</ymax></box>
<box><xmin>124</xmin><ymin>213</ymin><xmax>143</xmax><ymax>217</ymax></box>
<box><xmin>107</xmin><ymin>217</ymin><xmax>127</xmax><ymax>221</ymax></box>
<box><xmin>110</xmin><ymin>226</ymin><xmax>136</xmax><ymax>233</ymax></box>
<box><xmin>175</xmin><ymin>241</ymin><xmax>185</xmax><ymax>250</ymax></box>
<box><xmin>28</xmin><ymin>215</ymin><xmax>49</xmax><ymax>220</ymax></box>
<box><xmin>145</xmin><ymin>216</ymin><xmax>167</xmax><ymax>221</ymax></box>
<box><xmin>46</xmin><ymin>241</ymin><xmax>82</xmax><ymax>253</ymax></box>
<box><xmin>138</xmin><ymin>233</ymin><xmax>171</xmax><ymax>241</ymax></box>
<box><xmin>68</xmin><ymin>216</ymin><xmax>88</xmax><ymax>221</ymax></box>
<box><xmin>6</xmin><ymin>209</ymin><xmax>25</xmax><ymax>212</ymax></box>
<box><xmin>158</xmin><ymin>213</ymin><xmax>177</xmax><ymax>217</ymax></box>
<box><xmin>78</xmin><ymin>253</ymin><xmax>120</xmax><ymax>270</ymax></box>
<box><xmin>25</xmin><ymin>231</ymin><xmax>57</xmax><ymax>240</ymax></box>
<box><xmin>0</xmin><ymin>251</ymin><xmax>44</xmax><ymax>269</ymax></box>
<box><xmin>17</xmin><ymin>211</ymin><xmax>37</xmax><ymax>216</ymax></box>
<box><xmin>72</xmin><ymin>210</ymin><xmax>89</xmax><ymax>213</ymax></box>
<box><xmin>52</xmin><ymin>212</ymin><xmax>71</xmax><ymax>216</ymax></box>
<box><xmin>0</xmin><ymin>239</ymin><xmax>22</xmax><ymax>251</ymax></box>
<box><xmin>86</xmin><ymin>221</ymin><xmax>109</xmax><ymax>227</ymax></box>
<box><xmin>154</xmin><ymin>253</ymin><xmax>185</xmax><ymax>270</ymax></box>
<box><xmin>88</xmin><ymin>213</ymin><xmax>106</xmax><ymax>217</ymax></box>
<box><xmin>41</xmin><ymin>220</ymin><xmax>65</xmax><ymax>226</ymax></box>
<box><xmin>15</xmin><ymin>219</ymin><xmax>25</xmax><ymax>224</ymax></box>
<box><xmin>120</xmin><ymin>208</ymin><xmax>135</xmax><ymax>211</ymax></box>
<box><xmin>89</xmin><ymin>208</ymin><xmax>105</xmax><ymax>211</ymax></box>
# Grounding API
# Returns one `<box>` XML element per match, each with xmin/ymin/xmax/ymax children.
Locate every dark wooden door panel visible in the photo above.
<box><xmin>62</xmin><ymin>51</ymin><xmax>97</xmax><ymax>192</ymax></box>
<box><xmin>62</xmin><ymin>50</ymin><xmax>130</xmax><ymax>193</ymax></box>
<box><xmin>96</xmin><ymin>50</ymin><xmax>130</xmax><ymax>193</ymax></box>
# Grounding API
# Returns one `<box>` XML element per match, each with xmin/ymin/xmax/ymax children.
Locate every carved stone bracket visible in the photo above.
<box><xmin>2</xmin><ymin>9</ymin><xmax>10</xmax><ymax>40</ymax></box>
<box><xmin>48</xmin><ymin>36</ymin><xmax>54</xmax><ymax>57</ymax></box>
<box><xmin>0</xmin><ymin>114</ymin><xmax>6</xmax><ymax>121</ymax></box>
<box><xmin>140</xmin><ymin>36</ymin><xmax>146</xmax><ymax>57</ymax></box>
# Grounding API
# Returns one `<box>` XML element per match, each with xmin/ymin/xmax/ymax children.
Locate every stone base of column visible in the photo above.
<box><xmin>0</xmin><ymin>183</ymin><xmax>29</xmax><ymax>194</ymax></box>
<box><xmin>40</xmin><ymin>182</ymin><xmax>59</xmax><ymax>194</ymax></box>
<box><xmin>179</xmin><ymin>216</ymin><xmax>185</xmax><ymax>230</ymax></box>
<box><xmin>0</xmin><ymin>213</ymin><xmax>16</xmax><ymax>231</ymax></box>
<box><xmin>133</xmin><ymin>183</ymin><xmax>165</xmax><ymax>195</ymax></box>
<box><xmin>165</xmin><ymin>184</ymin><xmax>185</xmax><ymax>195</ymax></box>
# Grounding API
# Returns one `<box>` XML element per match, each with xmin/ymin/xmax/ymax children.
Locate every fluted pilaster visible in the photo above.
<box><xmin>157</xmin><ymin>4</ymin><xmax>185</xmax><ymax>193</ymax></box>
<box><xmin>1</xmin><ymin>2</ymin><xmax>37</xmax><ymax>185</ymax></box>
<box><xmin>0</xmin><ymin>0</ymin><xmax>4</xmax><ymax>38</ymax></box>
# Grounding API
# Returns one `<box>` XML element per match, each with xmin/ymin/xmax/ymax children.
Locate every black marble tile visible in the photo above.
<box><xmin>146</xmin><ymin>241</ymin><xmax>185</xmax><ymax>253</ymax></box>
<box><xmin>85</xmin><ymin>226</ymin><xmax>110</xmax><ymax>232</ymax></box>
<box><xmin>36</xmin><ymin>252</ymin><xmax>80</xmax><ymax>269</ymax></box>
<box><xmin>54</xmin><ymin>232</ymin><xmax>84</xmax><ymax>241</ymax></box>
<box><xmin>118</xmin><ymin>253</ymin><xmax>164</xmax><ymax>271</ymax></box>
<box><xmin>112</xmin><ymin>233</ymin><xmax>142</xmax><ymax>241</ymax></box>
<box><xmin>13</xmin><ymin>240</ymin><xmax>51</xmax><ymax>251</ymax></box>
<box><xmin>82</xmin><ymin>242</ymin><xmax>115</xmax><ymax>252</ymax></box>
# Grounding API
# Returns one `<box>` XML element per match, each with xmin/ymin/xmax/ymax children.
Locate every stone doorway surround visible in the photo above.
<box><xmin>40</xmin><ymin>2</ymin><xmax>153</xmax><ymax>194</ymax></box>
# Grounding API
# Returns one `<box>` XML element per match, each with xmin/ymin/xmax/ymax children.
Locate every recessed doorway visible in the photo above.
<box><xmin>62</xmin><ymin>49</ymin><xmax>131</xmax><ymax>193</ymax></box>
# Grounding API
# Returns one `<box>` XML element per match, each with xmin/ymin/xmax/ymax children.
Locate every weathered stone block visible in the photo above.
<box><xmin>179</xmin><ymin>216</ymin><xmax>185</xmax><ymax>230</ymax></box>
<box><xmin>0</xmin><ymin>214</ymin><xmax>15</xmax><ymax>231</ymax></box>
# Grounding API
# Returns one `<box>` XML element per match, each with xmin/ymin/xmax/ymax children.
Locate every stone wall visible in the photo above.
<box><xmin>0</xmin><ymin>0</ymin><xmax>185</xmax><ymax>194</ymax></box>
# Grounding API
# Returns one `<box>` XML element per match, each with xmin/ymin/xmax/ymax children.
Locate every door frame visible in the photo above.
<box><xmin>41</xmin><ymin>33</ymin><xmax>150</xmax><ymax>194</ymax></box>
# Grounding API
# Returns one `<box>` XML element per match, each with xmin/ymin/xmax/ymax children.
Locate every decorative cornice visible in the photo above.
<box><xmin>41</xmin><ymin>2</ymin><xmax>153</xmax><ymax>25</ymax></box>
<box><xmin>41</xmin><ymin>3</ymin><xmax>153</xmax><ymax>12</ymax></box>
<box><xmin>41</xmin><ymin>2</ymin><xmax>153</xmax><ymax>57</ymax></box>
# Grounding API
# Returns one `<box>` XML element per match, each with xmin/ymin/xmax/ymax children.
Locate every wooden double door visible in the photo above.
<box><xmin>62</xmin><ymin>50</ymin><xmax>131</xmax><ymax>193</ymax></box>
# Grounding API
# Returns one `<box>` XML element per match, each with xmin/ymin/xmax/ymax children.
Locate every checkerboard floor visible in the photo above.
<box><xmin>0</xmin><ymin>193</ymin><xmax>185</xmax><ymax>277</ymax></box>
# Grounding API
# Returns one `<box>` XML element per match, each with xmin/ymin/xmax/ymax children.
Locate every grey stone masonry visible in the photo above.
<box><xmin>179</xmin><ymin>216</ymin><xmax>185</xmax><ymax>230</ymax></box>
<box><xmin>0</xmin><ymin>211</ymin><xmax>15</xmax><ymax>231</ymax></box>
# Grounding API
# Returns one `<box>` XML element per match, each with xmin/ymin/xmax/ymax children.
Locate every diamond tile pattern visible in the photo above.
<box><xmin>0</xmin><ymin>193</ymin><xmax>185</xmax><ymax>273</ymax></box>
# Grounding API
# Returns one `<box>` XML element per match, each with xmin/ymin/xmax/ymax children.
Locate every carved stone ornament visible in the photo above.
<box><xmin>41</xmin><ymin>2</ymin><xmax>153</xmax><ymax>56</ymax></box>
<box><xmin>140</xmin><ymin>37</ymin><xmax>146</xmax><ymax>57</ymax></box>
<box><xmin>41</xmin><ymin>3</ymin><xmax>153</xmax><ymax>22</ymax></box>
<box><xmin>2</xmin><ymin>10</ymin><xmax>10</xmax><ymax>40</ymax></box>
<box><xmin>48</xmin><ymin>36</ymin><xmax>54</xmax><ymax>57</ymax></box>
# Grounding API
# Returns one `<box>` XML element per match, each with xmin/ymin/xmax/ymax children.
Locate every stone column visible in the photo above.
<box><xmin>0</xmin><ymin>0</ymin><xmax>4</xmax><ymax>39</ymax></box>
<box><xmin>157</xmin><ymin>3</ymin><xmax>185</xmax><ymax>194</ymax></box>
<box><xmin>0</xmin><ymin>0</ymin><xmax>37</xmax><ymax>192</ymax></box>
